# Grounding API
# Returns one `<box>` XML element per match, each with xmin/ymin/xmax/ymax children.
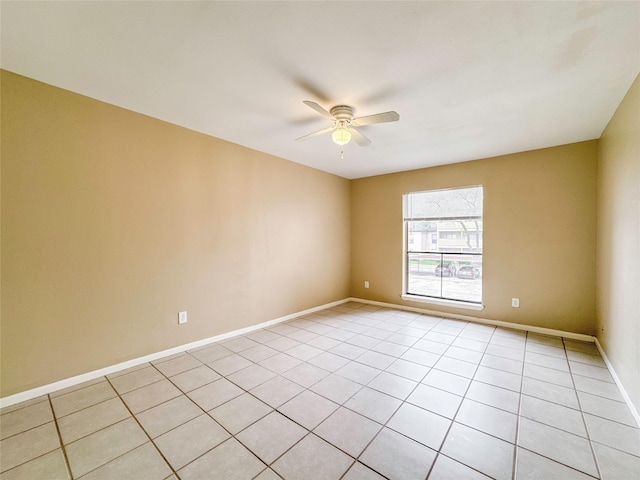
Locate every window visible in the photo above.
<box><xmin>404</xmin><ymin>185</ymin><xmax>483</xmax><ymax>305</ymax></box>
<box><xmin>439</xmin><ymin>232</ymin><xmax>461</xmax><ymax>239</ymax></box>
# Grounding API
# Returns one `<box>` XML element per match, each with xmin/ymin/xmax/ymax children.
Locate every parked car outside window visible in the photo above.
<box><xmin>457</xmin><ymin>265</ymin><xmax>480</xmax><ymax>279</ymax></box>
<box><xmin>435</xmin><ymin>263</ymin><xmax>458</xmax><ymax>277</ymax></box>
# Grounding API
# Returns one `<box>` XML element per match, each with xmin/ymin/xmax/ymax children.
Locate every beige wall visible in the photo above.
<box><xmin>351</xmin><ymin>141</ymin><xmax>598</xmax><ymax>334</ymax></box>
<box><xmin>4</xmin><ymin>67</ymin><xmax>632</xmax><ymax>405</ymax></box>
<box><xmin>0</xmin><ymin>71</ymin><xmax>351</xmax><ymax>397</ymax></box>
<box><xmin>597</xmin><ymin>74</ymin><xmax>640</xmax><ymax>413</ymax></box>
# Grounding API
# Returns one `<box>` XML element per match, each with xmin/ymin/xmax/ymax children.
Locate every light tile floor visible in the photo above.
<box><xmin>2</xmin><ymin>302</ymin><xmax>639</xmax><ymax>479</ymax></box>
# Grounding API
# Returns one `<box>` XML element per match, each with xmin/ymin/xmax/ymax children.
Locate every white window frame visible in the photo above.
<box><xmin>401</xmin><ymin>186</ymin><xmax>484</xmax><ymax>311</ymax></box>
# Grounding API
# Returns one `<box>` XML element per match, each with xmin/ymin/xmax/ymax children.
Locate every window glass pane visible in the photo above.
<box><xmin>405</xmin><ymin>186</ymin><xmax>483</xmax><ymax>221</ymax></box>
<box><xmin>440</xmin><ymin>254</ymin><xmax>482</xmax><ymax>303</ymax></box>
<box><xmin>434</xmin><ymin>220</ymin><xmax>483</xmax><ymax>253</ymax></box>
<box><xmin>407</xmin><ymin>220</ymin><xmax>482</xmax><ymax>254</ymax></box>
<box><xmin>407</xmin><ymin>252</ymin><xmax>442</xmax><ymax>298</ymax></box>
<box><xmin>404</xmin><ymin>186</ymin><xmax>483</xmax><ymax>304</ymax></box>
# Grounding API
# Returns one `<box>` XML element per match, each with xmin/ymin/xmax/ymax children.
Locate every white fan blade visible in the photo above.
<box><xmin>295</xmin><ymin>125</ymin><xmax>335</xmax><ymax>142</ymax></box>
<box><xmin>352</xmin><ymin>111</ymin><xmax>399</xmax><ymax>126</ymax></box>
<box><xmin>303</xmin><ymin>100</ymin><xmax>334</xmax><ymax>119</ymax></box>
<box><xmin>350</xmin><ymin>128</ymin><xmax>372</xmax><ymax>147</ymax></box>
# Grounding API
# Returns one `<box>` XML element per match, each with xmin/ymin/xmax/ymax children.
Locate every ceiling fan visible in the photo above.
<box><xmin>296</xmin><ymin>101</ymin><xmax>399</xmax><ymax>147</ymax></box>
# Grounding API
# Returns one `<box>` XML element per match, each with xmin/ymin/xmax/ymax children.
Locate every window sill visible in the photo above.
<box><xmin>401</xmin><ymin>294</ymin><xmax>485</xmax><ymax>311</ymax></box>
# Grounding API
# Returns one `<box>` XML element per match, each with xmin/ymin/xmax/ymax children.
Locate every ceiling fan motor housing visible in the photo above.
<box><xmin>330</xmin><ymin>105</ymin><xmax>355</xmax><ymax>121</ymax></box>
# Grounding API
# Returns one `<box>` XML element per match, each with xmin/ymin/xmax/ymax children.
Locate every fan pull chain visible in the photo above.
<box><xmin>341</xmin><ymin>144</ymin><xmax>344</xmax><ymax>160</ymax></box>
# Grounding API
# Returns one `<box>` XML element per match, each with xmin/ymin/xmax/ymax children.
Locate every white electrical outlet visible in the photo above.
<box><xmin>178</xmin><ymin>311</ymin><xmax>188</xmax><ymax>324</ymax></box>
<box><xmin>364</xmin><ymin>281</ymin><xmax>370</xmax><ymax>288</ymax></box>
<box><xmin>512</xmin><ymin>298</ymin><xmax>520</xmax><ymax>308</ymax></box>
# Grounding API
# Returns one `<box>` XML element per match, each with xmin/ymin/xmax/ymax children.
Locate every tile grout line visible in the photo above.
<box><xmin>515</xmin><ymin>335</ymin><xmax>608</xmax><ymax>479</ymax></box>
<box><xmin>2</xmin><ymin>386</ymin><xmax>141</xmax><ymax>477</ymax></box>
<box><xmin>351</xmin><ymin>341</ymin><xmax>434</xmax><ymax>477</ymax></box>
<box><xmin>350</xmin><ymin>308</ymin><xmax>489</xmax><ymax>463</ymax></box>
<box><xmin>426</xmin><ymin>318</ymin><xmax>503</xmax><ymax>479</ymax></box>
<box><xmin>563</xmin><ymin>337</ymin><xmax>603</xmax><ymax>480</ymax></box>
<box><xmin>49</xmin><ymin>387</ymin><xmax>130</xmax><ymax>425</ymax></box>
<box><xmin>103</xmin><ymin>374</ymin><xmax>182</xmax><ymax>480</ymax></box>
<box><xmin>0</xmin><ymin>400</ymin><xmax>74</xmax><ymax>477</ymax></box>
<box><xmin>454</xmin><ymin>329</ymin><xmax>609</xmax><ymax>479</ymax></box>
<box><xmin>152</xmin><ymin>349</ymin><xmax>325</xmax><ymax>478</ymax></box>
<box><xmin>215</xmin><ymin>339</ymin><xmax>374</xmax><ymax>476</ymax></box>
<box><xmin>47</xmin><ymin>394</ymin><xmax>74</xmax><ymax>480</ymax></box>
<box><xmin>511</xmin><ymin>331</ymin><xmax>529</xmax><ymax>480</ymax></box>
<box><xmin>272</xmin><ymin>309</ymin><xmax>430</xmax><ymax>478</ymax></box>
<box><xmin>330</xmin><ymin>313</ymin><xmax>495</xmax><ymax>479</ymax></box>
<box><xmin>516</xmin><ymin>335</ymin><xmax>638</xmax><ymax>471</ymax></box>
<box><xmin>356</xmin><ymin>311</ymin><xmax>542</xmax><ymax>479</ymax></box>
<box><xmin>164</xmin><ymin>336</ymin><xmax>395</xmax><ymax>477</ymax></box>
<box><xmin>423</xmin><ymin>320</ymin><xmax>478</xmax><ymax>479</ymax></box>
<box><xmin>146</xmin><ymin>358</ymin><xmax>280</xmax><ymax>478</ymax></box>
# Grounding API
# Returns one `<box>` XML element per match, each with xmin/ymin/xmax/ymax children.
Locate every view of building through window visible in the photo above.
<box><xmin>404</xmin><ymin>186</ymin><xmax>483</xmax><ymax>304</ymax></box>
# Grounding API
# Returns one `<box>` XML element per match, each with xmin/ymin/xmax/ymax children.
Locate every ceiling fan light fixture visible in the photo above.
<box><xmin>332</xmin><ymin>128</ymin><xmax>351</xmax><ymax>145</ymax></box>
<box><xmin>297</xmin><ymin>101</ymin><xmax>398</xmax><ymax>148</ymax></box>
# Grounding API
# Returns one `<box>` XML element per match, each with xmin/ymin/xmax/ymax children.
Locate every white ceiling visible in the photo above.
<box><xmin>2</xmin><ymin>1</ymin><xmax>639</xmax><ymax>179</ymax></box>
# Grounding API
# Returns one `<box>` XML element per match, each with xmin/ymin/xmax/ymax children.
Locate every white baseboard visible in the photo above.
<box><xmin>0</xmin><ymin>298</ymin><xmax>349</xmax><ymax>409</ymax></box>
<box><xmin>6</xmin><ymin>295</ymin><xmax>629</xmax><ymax>419</ymax></box>
<box><xmin>594</xmin><ymin>338</ymin><xmax>640</xmax><ymax>428</ymax></box>
<box><xmin>349</xmin><ymin>297</ymin><xmax>596</xmax><ymax>343</ymax></box>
